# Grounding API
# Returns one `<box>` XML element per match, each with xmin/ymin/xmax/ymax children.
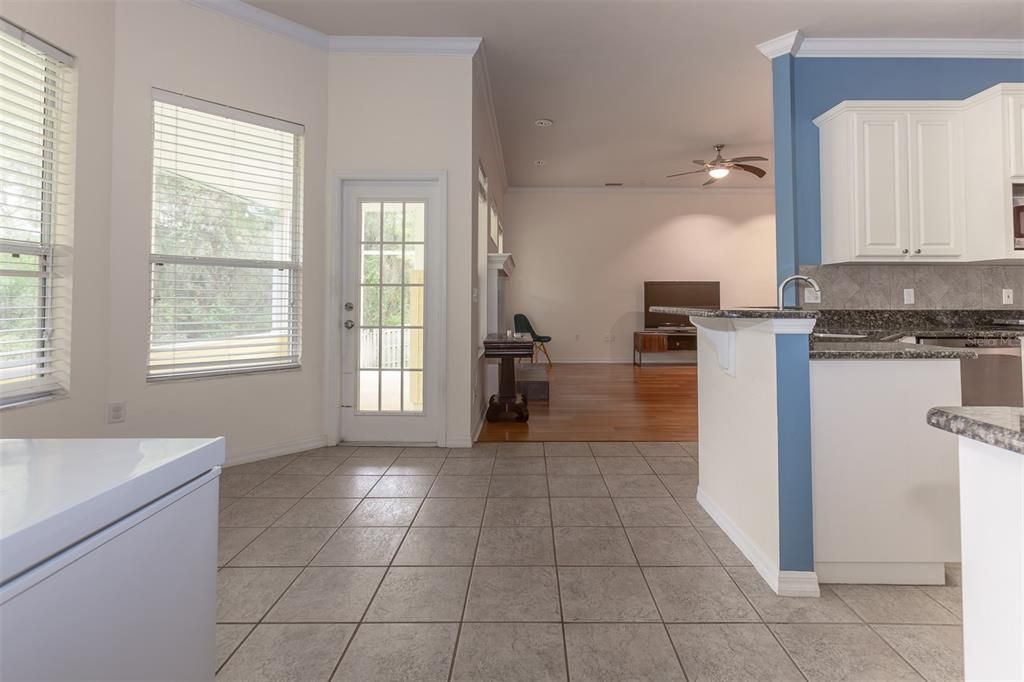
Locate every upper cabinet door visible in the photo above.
<box><xmin>854</xmin><ymin>112</ymin><xmax>910</xmax><ymax>257</ymax></box>
<box><xmin>1008</xmin><ymin>94</ymin><xmax>1024</xmax><ymax>179</ymax></box>
<box><xmin>907</xmin><ymin>112</ymin><xmax>965</xmax><ymax>257</ymax></box>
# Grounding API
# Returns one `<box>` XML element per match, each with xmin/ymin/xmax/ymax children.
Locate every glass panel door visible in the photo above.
<box><xmin>357</xmin><ymin>200</ymin><xmax>426</xmax><ymax>413</ymax></box>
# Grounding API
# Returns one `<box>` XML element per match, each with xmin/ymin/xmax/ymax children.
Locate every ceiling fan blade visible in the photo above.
<box><xmin>702</xmin><ymin>176</ymin><xmax>719</xmax><ymax>188</ymax></box>
<box><xmin>733</xmin><ymin>163</ymin><xmax>767</xmax><ymax>178</ymax></box>
<box><xmin>692</xmin><ymin>160</ymin><xmax>707</xmax><ymax>166</ymax></box>
<box><xmin>666</xmin><ymin>169</ymin><xmax>706</xmax><ymax>178</ymax></box>
<box><xmin>724</xmin><ymin>155</ymin><xmax>768</xmax><ymax>163</ymax></box>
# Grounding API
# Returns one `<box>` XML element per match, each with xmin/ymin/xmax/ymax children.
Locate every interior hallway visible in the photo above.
<box><xmin>216</xmin><ymin>442</ymin><xmax>963</xmax><ymax>681</ymax></box>
<box><xmin>478</xmin><ymin>364</ymin><xmax>698</xmax><ymax>442</ymax></box>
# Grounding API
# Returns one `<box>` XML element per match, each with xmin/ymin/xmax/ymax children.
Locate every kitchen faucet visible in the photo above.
<box><xmin>778</xmin><ymin>275</ymin><xmax>821</xmax><ymax>310</ymax></box>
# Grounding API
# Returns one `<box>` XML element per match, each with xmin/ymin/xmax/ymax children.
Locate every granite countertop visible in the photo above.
<box><xmin>810</xmin><ymin>342</ymin><xmax>978</xmax><ymax>360</ymax></box>
<box><xmin>927</xmin><ymin>406</ymin><xmax>1024</xmax><ymax>455</ymax></box>
<box><xmin>649</xmin><ymin>306</ymin><xmax>818</xmax><ymax>320</ymax></box>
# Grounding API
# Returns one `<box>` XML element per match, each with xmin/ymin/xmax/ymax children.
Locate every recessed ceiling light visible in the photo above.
<box><xmin>534</xmin><ymin>160</ymin><xmax>546</xmax><ymax>166</ymax></box>
<box><xmin>534</xmin><ymin>119</ymin><xmax>553</xmax><ymax>127</ymax></box>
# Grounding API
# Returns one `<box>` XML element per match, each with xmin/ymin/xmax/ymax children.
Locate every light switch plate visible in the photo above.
<box><xmin>804</xmin><ymin>288</ymin><xmax>821</xmax><ymax>304</ymax></box>
<box><xmin>107</xmin><ymin>401</ymin><xmax>126</xmax><ymax>424</ymax></box>
<box><xmin>1004</xmin><ymin>289</ymin><xmax>1014</xmax><ymax>305</ymax></box>
<box><xmin>903</xmin><ymin>288</ymin><xmax>915</xmax><ymax>305</ymax></box>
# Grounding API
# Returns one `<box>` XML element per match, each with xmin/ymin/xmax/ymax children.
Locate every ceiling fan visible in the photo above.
<box><xmin>667</xmin><ymin>144</ymin><xmax>768</xmax><ymax>187</ymax></box>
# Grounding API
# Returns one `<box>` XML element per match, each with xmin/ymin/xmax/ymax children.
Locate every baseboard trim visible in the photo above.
<box><xmin>815</xmin><ymin>561</ymin><xmax>946</xmax><ymax>585</ymax></box>
<box><xmin>552</xmin><ymin>359</ymin><xmax>696</xmax><ymax>365</ymax></box>
<box><xmin>697</xmin><ymin>487</ymin><xmax>820</xmax><ymax>597</ymax></box>
<box><xmin>227</xmin><ymin>434</ymin><xmax>329</xmax><ymax>466</ymax></box>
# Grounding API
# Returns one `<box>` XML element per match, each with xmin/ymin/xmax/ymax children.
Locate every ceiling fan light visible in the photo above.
<box><xmin>708</xmin><ymin>167</ymin><xmax>730</xmax><ymax>179</ymax></box>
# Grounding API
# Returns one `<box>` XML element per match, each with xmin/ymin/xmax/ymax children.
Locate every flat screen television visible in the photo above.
<box><xmin>644</xmin><ymin>281</ymin><xmax>720</xmax><ymax>329</ymax></box>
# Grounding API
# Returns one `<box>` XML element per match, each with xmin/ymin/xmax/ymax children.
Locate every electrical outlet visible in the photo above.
<box><xmin>107</xmin><ymin>401</ymin><xmax>126</xmax><ymax>424</ymax></box>
<box><xmin>803</xmin><ymin>287</ymin><xmax>821</xmax><ymax>304</ymax></box>
<box><xmin>903</xmin><ymin>288</ymin><xmax>915</xmax><ymax>305</ymax></box>
<box><xmin>1003</xmin><ymin>288</ymin><xmax>1014</xmax><ymax>305</ymax></box>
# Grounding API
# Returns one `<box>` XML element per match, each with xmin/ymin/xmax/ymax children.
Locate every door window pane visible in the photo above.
<box><xmin>380</xmin><ymin>328</ymin><xmax>402</xmax><ymax>369</ymax></box>
<box><xmin>404</xmin><ymin>244</ymin><xmax>424</xmax><ymax>284</ymax></box>
<box><xmin>382</xmin><ymin>247</ymin><xmax>403</xmax><ymax>284</ymax></box>
<box><xmin>403</xmin><ymin>371</ymin><xmax>423</xmax><ymax>412</ymax></box>
<box><xmin>405</xmin><ymin>203</ymin><xmax>425</xmax><ymax>242</ymax></box>
<box><xmin>382</xmin><ymin>203</ymin><xmax>404</xmax><ymax>242</ymax></box>
<box><xmin>403</xmin><ymin>328</ymin><xmax>423</xmax><ymax>370</ymax></box>
<box><xmin>361</xmin><ymin>286</ymin><xmax>380</xmax><ymax>326</ymax></box>
<box><xmin>360</xmin><ymin>329</ymin><xmax>379</xmax><ymax>369</ymax></box>
<box><xmin>381</xmin><ymin>286</ymin><xmax>402</xmax><ymax>326</ymax></box>
<box><xmin>359</xmin><ymin>370</ymin><xmax>379</xmax><ymax>411</ymax></box>
<box><xmin>404</xmin><ymin>287</ymin><xmax>424</xmax><ymax>327</ymax></box>
<box><xmin>361</xmin><ymin>245</ymin><xmax>381</xmax><ymax>284</ymax></box>
<box><xmin>381</xmin><ymin>371</ymin><xmax>401</xmax><ymax>411</ymax></box>
<box><xmin>362</xmin><ymin>203</ymin><xmax>381</xmax><ymax>242</ymax></box>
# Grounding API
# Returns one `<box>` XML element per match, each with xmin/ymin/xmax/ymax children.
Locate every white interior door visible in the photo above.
<box><xmin>340</xmin><ymin>181</ymin><xmax>443</xmax><ymax>443</ymax></box>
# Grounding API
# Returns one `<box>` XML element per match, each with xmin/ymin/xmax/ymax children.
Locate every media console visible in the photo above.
<box><xmin>633</xmin><ymin>328</ymin><xmax>697</xmax><ymax>367</ymax></box>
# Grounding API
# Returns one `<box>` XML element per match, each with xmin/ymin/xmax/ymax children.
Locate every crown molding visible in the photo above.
<box><xmin>798</xmin><ymin>37</ymin><xmax>1024</xmax><ymax>59</ymax></box>
<box><xmin>757</xmin><ymin>30</ymin><xmax>804</xmax><ymax>59</ymax></box>
<box><xmin>507</xmin><ymin>185</ymin><xmax>774</xmax><ymax>196</ymax></box>
<box><xmin>184</xmin><ymin>0</ymin><xmax>329</xmax><ymax>50</ymax></box>
<box><xmin>758</xmin><ymin>31</ymin><xmax>1024</xmax><ymax>60</ymax></box>
<box><xmin>328</xmin><ymin>35</ymin><xmax>481</xmax><ymax>56</ymax></box>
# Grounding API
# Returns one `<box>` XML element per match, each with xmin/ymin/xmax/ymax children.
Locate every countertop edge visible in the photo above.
<box><xmin>650</xmin><ymin>306</ymin><xmax>818</xmax><ymax>320</ymax></box>
<box><xmin>926</xmin><ymin>407</ymin><xmax>1024</xmax><ymax>455</ymax></box>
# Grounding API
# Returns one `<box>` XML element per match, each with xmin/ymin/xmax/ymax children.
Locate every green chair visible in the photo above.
<box><xmin>514</xmin><ymin>313</ymin><xmax>552</xmax><ymax>366</ymax></box>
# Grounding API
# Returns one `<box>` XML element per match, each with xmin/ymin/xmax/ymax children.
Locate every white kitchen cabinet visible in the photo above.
<box><xmin>908</xmin><ymin>112</ymin><xmax>965</xmax><ymax>258</ymax></box>
<box><xmin>817</xmin><ymin>83</ymin><xmax>1024</xmax><ymax>264</ymax></box>
<box><xmin>816</xmin><ymin>103</ymin><xmax>964</xmax><ymax>263</ymax></box>
<box><xmin>1008</xmin><ymin>93</ymin><xmax>1024</xmax><ymax>179</ymax></box>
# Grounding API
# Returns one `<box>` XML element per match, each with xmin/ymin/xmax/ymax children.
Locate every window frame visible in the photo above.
<box><xmin>146</xmin><ymin>89</ymin><xmax>305</xmax><ymax>381</ymax></box>
<box><xmin>0</xmin><ymin>19</ymin><xmax>75</xmax><ymax>409</ymax></box>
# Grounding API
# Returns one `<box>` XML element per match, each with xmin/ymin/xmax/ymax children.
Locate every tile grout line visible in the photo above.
<box><xmin>599</xmin><ymin>448</ymin><xmax>691</xmax><ymax>682</ymax></box>
<box><xmin>827</xmin><ymin>584</ymin><xmax>935</xmax><ymax>680</ymax></box>
<box><xmin>447</xmin><ymin>450</ymin><xmax>490</xmax><ymax>682</ymax></box>
<box><xmin>545</xmin><ymin>442</ymin><xmax>574</xmax><ymax>682</ymax></box>
<box><xmin>328</xmin><ymin>446</ymin><xmax>436</xmax><ymax>681</ymax></box>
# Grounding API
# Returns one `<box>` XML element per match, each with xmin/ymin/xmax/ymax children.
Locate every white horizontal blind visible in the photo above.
<box><xmin>148</xmin><ymin>92</ymin><xmax>304</xmax><ymax>379</ymax></box>
<box><xmin>0</xmin><ymin>23</ymin><xmax>74</xmax><ymax>407</ymax></box>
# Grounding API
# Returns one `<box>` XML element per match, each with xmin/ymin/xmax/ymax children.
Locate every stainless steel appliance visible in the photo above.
<box><xmin>920</xmin><ymin>336</ymin><xmax>1023</xmax><ymax>407</ymax></box>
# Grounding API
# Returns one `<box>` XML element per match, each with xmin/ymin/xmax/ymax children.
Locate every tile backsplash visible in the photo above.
<box><xmin>798</xmin><ymin>263</ymin><xmax>1024</xmax><ymax>310</ymax></box>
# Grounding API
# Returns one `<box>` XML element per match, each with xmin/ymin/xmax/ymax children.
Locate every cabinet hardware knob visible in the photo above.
<box><xmin>914</xmin><ymin>249</ymin><xmax>922</xmax><ymax>254</ymax></box>
<box><xmin>902</xmin><ymin>249</ymin><xmax>909</xmax><ymax>254</ymax></box>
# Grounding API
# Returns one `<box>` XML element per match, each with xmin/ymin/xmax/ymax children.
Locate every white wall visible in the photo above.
<box><xmin>2</xmin><ymin>1</ymin><xmax>331</xmax><ymax>461</ymax></box>
<box><xmin>471</xmin><ymin>54</ymin><xmax>506</xmax><ymax>434</ymax></box>
<box><xmin>503</xmin><ymin>188</ymin><xmax>777</xmax><ymax>362</ymax></box>
<box><xmin>325</xmin><ymin>51</ymin><xmax>476</xmax><ymax>446</ymax></box>
<box><xmin>1</xmin><ymin>1</ymin><xmax>116</xmax><ymax>436</ymax></box>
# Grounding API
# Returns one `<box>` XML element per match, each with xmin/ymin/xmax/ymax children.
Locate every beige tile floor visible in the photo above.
<box><xmin>215</xmin><ymin>442</ymin><xmax>964</xmax><ymax>681</ymax></box>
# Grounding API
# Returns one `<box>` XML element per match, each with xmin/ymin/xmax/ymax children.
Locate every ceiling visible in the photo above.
<box><xmin>246</xmin><ymin>0</ymin><xmax>1023</xmax><ymax>189</ymax></box>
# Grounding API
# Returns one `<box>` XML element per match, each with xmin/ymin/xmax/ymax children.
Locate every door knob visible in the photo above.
<box><xmin>344</xmin><ymin>320</ymin><xmax>355</xmax><ymax>329</ymax></box>
<box><xmin>344</xmin><ymin>302</ymin><xmax>354</xmax><ymax>311</ymax></box>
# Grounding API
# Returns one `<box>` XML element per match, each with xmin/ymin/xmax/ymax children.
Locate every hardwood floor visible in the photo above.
<box><xmin>478</xmin><ymin>363</ymin><xmax>697</xmax><ymax>442</ymax></box>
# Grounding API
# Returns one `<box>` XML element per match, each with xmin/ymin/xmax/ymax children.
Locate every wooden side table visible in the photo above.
<box><xmin>633</xmin><ymin>329</ymin><xmax>698</xmax><ymax>366</ymax></box>
<box><xmin>483</xmin><ymin>335</ymin><xmax>534</xmax><ymax>422</ymax></box>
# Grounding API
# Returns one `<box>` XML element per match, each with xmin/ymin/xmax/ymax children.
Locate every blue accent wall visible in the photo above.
<box><xmin>772</xmin><ymin>55</ymin><xmax>799</xmax><ymax>299</ymax></box>
<box><xmin>777</xmin><ymin>57</ymin><xmax>1024</xmax><ymax>267</ymax></box>
<box><xmin>775</xmin><ymin>333</ymin><xmax>814</xmax><ymax>571</ymax></box>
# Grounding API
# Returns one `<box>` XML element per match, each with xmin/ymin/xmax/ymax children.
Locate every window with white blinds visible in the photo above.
<box><xmin>148</xmin><ymin>91</ymin><xmax>304</xmax><ymax>379</ymax></box>
<box><xmin>0</xmin><ymin>21</ymin><xmax>75</xmax><ymax>408</ymax></box>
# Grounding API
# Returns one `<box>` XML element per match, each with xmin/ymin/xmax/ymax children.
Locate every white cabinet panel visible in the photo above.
<box><xmin>854</xmin><ymin>113</ymin><xmax>909</xmax><ymax>257</ymax></box>
<box><xmin>1008</xmin><ymin>94</ymin><xmax>1024</xmax><ymax>179</ymax></box>
<box><xmin>908</xmin><ymin>113</ymin><xmax>964</xmax><ymax>257</ymax></box>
